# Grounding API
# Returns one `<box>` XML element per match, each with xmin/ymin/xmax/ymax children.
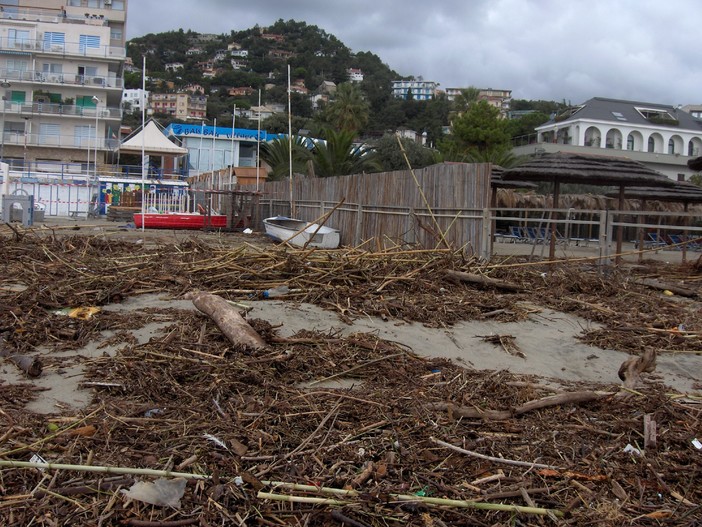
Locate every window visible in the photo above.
<box><xmin>110</xmin><ymin>28</ymin><xmax>123</xmax><ymax>41</ymax></box>
<box><xmin>43</xmin><ymin>32</ymin><xmax>66</xmax><ymax>52</ymax></box>
<box><xmin>39</xmin><ymin>123</ymin><xmax>61</xmax><ymax>145</ymax></box>
<box><xmin>6</xmin><ymin>59</ymin><xmax>28</xmax><ymax>73</ymax></box>
<box><xmin>8</xmin><ymin>29</ymin><xmax>30</xmax><ymax>49</ymax></box>
<box><xmin>648</xmin><ymin>137</ymin><xmax>655</xmax><ymax>153</ymax></box>
<box><xmin>611</xmin><ymin>111</ymin><xmax>627</xmax><ymax>121</ymax></box>
<box><xmin>627</xmin><ymin>134</ymin><xmax>635</xmax><ymax>150</ymax></box>
<box><xmin>668</xmin><ymin>138</ymin><xmax>675</xmax><ymax>155</ymax></box>
<box><xmin>111</xmin><ymin>0</ymin><xmax>126</xmax><ymax>10</ymax></box>
<box><xmin>79</xmin><ymin>34</ymin><xmax>101</xmax><ymax>55</ymax></box>
<box><xmin>677</xmin><ymin>173</ymin><xmax>686</xmax><ymax>182</ymax></box>
<box><xmin>74</xmin><ymin>125</ymin><xmax>91</xmax><ymax>147</ymax></box>
<box><xmin>10</xmin><ymin>91</ymin><xmax>25</xmax><ymax>103</ymax></box>
<box><xmin>635</xmin><ymin>107</ymin><xmax>679</xmax><ymax>125</ymax></box>
<box><xmin>42</xmin><ymin>63</ymin><xmax>63</xmax><ymax>74</ymax></box>
<box><xmin>76</xmin><ymin>95</ymin><xmax>97</xmax><ymax>108</ymax></box>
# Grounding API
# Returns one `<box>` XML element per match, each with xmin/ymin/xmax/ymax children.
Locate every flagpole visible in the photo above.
<box><xmin>210</xmin><ymin>117</ymin><xmax>216</xmax><ymax>183</ymax></box>
<box><xmin>140</xmin><ymin>56</ymin><xmax>146</xmax><ymax>233</ymax></box>
<box><xmin>256</xmin><ymin>88</ymin><xmax>261</xmax><ymax>192</ymax></box>
<box><xmin>229</xmin><ymin>107</ymin><xmax>235</xmax><ymax>190</ymax></box>
<box><xmin>287</xmin><ymin>63</ymin><xmax>293</xmax><ymax>217</ymax></box>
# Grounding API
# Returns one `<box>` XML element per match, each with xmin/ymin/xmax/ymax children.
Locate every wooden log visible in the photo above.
<box><xmin>190</xmin><ymin>292</ymin><xmax>266</xmax><ymax>350</ymax></box>
<box><xmin>633</xmin><ymin>278</ymin><xmax>697</xmax><ymax>298</ymax></box>
<box><xmin>428</xmin><ymin>390</ymin><xmax>610</xmax><ymax>421</ymax></box>
<box><xmin>644</xmin><ymin>413</ymin><xmax>657</xmax><ymax>450</ymax></box>
<box><xmin>445</xmin><ymin>269</ymin><xmax>523</xmax><ymax>292</ymax></box>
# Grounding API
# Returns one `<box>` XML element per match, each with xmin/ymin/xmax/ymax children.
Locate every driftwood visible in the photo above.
<box><xmin>445</xmin><ymin>269</ymin><xmax>523</xmax><ymax>292</ymax></box>
<box><xmin>633</xmin><ymin>278</ymin><xmax>697</xmax><ymax>298</ymax></box>
<box><xmin>428</xmin><ymin>390</ymin><xmax>610</xmax><ymax>421</ymax></box>
<box><xmin>0</xmin><ymin>336</ymin><xmax>42</xmax><ymax>377</ymax></box>
<box><xmin>618</xmin><ymin>348</ymin><xmax>657</xmax><ymax>389</ymax></box>
<box><xmin>190</xmin><ymin>292</ymin><xmax>266</xmax><ymax>350</ymax></box>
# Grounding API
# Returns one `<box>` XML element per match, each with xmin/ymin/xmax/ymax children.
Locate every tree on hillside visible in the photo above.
<box><xmin>452</xmin><ymin>86</ymin><xmax>481</xmax><ymax>113</ymax></box>
<box><xmin>372</xmin><ymin>134</ymin><xmax>439</xmax><ymax>171</ymax></box>
<box><xmin>506</xmin><ymin>112</ymin><xmax>550</xmax><ymax>140</ymax></box>
<box><xmin>440</xmin><ymin>100</ymin><xmax>511</xmax><ymax>160</ymax></box>
<box><xmin>261</xmin><ymin>113</ymin><xmax>311</xmax><ymax>135</ymax></box>
<box><xmin>317</xmin><ymin>82</ymin><xmax>369</xmax><ymax>134</ymax></box>
<box><xmin>313</xmin><ymin>129</ymin><xmax>380</xmax><ymax>177</ymax></box>
<box><xmin>260</xmin><ymin>136</ymin><xmax>313</xmax><ymax>181</ymax></box>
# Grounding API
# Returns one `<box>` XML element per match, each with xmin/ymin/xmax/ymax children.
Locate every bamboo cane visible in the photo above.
<box><xmin>0</xmin><ymin>460</ymin><xmax>209</xmax><ymax>480</ymax></box>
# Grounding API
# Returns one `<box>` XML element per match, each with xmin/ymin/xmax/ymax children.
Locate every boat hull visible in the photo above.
<box><xmin>263</xmin><ymin>216</ymin><xmax>340</xmax><ymax>249</ymax></box>
<box><xmin>133</xmin><ymin>213</ymin><xmax>227</xmax><ymax>230</ymax></box>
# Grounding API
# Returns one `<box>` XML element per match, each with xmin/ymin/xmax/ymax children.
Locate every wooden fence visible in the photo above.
<box><xmin>241</xmin><ymin>163</ymin><xmax>492</xmax><ymax>256</ymax></box>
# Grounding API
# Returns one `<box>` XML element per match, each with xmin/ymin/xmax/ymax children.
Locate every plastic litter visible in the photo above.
<box><xmin>203</xmin><ymin>433</ymin><xmax>229</xmax><ymax>451</ymax></box>
<box><xmin>263</xmin><ymin>285</ymin><xmax>289</xmax><ymax>298</ymax></box>
<box><xmin>623</xmin><ymin>444</ymin><xmax>642</xmax><ymax>456</ymax></box>
<box><xmin>692</xmin><ymin>438</ymin><xmax>702</xmax><ymax>450</ymax></box>
<box><xmin>243</xmin><ymin>228</ymin><xmax>253</xmax><ymax>234</ymax></box>
<box><xmin>53</xmin><ymin>306</ymin><xmax>101</xmax><ymax>320</ymax></box>
<box><xmin>121</xmin><ymin>477</ymin><xmax>186</xmax><ymax>508</ymax></box>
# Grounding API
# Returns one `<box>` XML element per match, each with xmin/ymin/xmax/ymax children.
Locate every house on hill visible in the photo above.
<box><xmin>347</xmin><ymin>68</ymin><xmax>364</xmax><ymax>82</ymax></box>
<box><xmin>512</xmin><ymin>97</ymin><xmax>702</xmax><ymax>180</ymax></box>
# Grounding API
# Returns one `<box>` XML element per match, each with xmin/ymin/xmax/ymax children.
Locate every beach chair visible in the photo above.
<box><xmin>644</xmin><ymin>233</ymin><xmax>667</xmax><ymax>249</ymax></box>
<box><xmin>509</xmin><ymin>226</ymin><xmax>527</xmax><ymax>242</ymax></box>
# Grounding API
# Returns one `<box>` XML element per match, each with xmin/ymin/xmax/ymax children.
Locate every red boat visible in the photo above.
<box><xmin>133</xmin><ymin>212</ymin><xmax>228</xmax><ymax>230</ymax></box>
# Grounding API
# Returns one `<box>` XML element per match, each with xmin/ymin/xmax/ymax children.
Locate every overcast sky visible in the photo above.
<box><xmin>127</xmin><ymin>0</ymin><xmax>701</xmax><ymax>107</ymax></box>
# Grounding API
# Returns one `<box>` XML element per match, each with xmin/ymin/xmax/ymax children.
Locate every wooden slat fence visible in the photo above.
<box><xmin>241</xmin><ymin>163</ymin><xmax>492</xmax><ymax>256</ymax></box>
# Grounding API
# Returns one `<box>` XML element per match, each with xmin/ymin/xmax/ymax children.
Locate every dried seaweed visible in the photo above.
<box><xmin>1</xmin><ymin>230</ymin><xmax>701</xmax><ymax>526</ymax></box>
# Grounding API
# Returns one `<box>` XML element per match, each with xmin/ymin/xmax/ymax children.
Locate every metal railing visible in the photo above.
<box><xmin>0</xmin><ymin>69</ymin><xmax>123</xmax><ymax>89</ymax></box>
<box><xmin>1</xmin><ymin>132</ymin><xmax>120</xmax><ymax>150</ymax></box>
<box><xmin>0</xmin><ymin>36</ymin><xmax>125</xmax><ymax>59</ymax></box>
<box><xmin>1</xmin><ymin>100</ymin><xmax>122</xmax><ymax>119</ymax></box>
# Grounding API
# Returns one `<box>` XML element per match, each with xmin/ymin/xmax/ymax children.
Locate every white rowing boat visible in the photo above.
<box><xmin>263</xmin><ymin>216</ymin><xmax>340</xmax><ymax>249</ymax></box>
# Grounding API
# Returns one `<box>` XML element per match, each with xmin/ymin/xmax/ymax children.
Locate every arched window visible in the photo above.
<box><xmin>668</xmin><ymin>138</ymin><xmax>675</xmax><ymax>155</ymax></box>
<box><xmin>689</xmin><ymin>141</ymin><xmax>695</xmax><ymax>156</ymax></box>
<box><xmin>627</xmin><ymin>135</ymin><xmax>635</xmax><ymax>150</ymax></box>
<box><xmin>648</xmin><ymin>136</ymin><xmax>655</xmax><ymax>153</ymax></box>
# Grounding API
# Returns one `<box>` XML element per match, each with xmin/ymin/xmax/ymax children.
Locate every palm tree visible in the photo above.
<box><xmin>312</xmin><ymin>129</ymin><xmax>380</xmax><ymax>178</ymax></box>
<box><xmin>322</xmin><ymin>82</ymin><xmax>370</xmax><ymax>134</ymax></box>
<box><xmin>259</xmin><ymin>136</ymin><xmax>313</xmax><ymax>181</ymax></box>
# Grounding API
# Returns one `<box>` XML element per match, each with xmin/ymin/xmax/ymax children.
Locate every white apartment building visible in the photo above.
<box><xmin>121</xmin><ymin>88</ymin><xmax>148</xmax><ymax>114</ymax></box>
<box><xmin>391</xmin><ymin>79</ymin><xmax>438</xmax><ymax>101</ymax></box>
<box><xmin>0</xmin><ymin>0</ymin><xmax>127</xmax><ymax>169</ymax></box>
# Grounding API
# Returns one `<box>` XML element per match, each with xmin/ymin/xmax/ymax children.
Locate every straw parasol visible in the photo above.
<box><xmin>687</xmin><ymin>156</ymin><xmax>702</xmax><ymax>172</ymax></box>
<box><xmin>502</xmin><ymin>152</ymin><xmax>675</xmax><ymax>260</ymax></box>
<box><xmin>605</xmin><ymin>181</ymin><xmax>702</xmax><ymax>261</ymax></box>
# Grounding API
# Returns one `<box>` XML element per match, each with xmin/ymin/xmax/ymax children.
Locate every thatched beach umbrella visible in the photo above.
<box><xmin>605</xmin><ymin>181</ymin><xmax>702</xmax><ymax>261</ymax></box>
<box><xmin>502</xmin><ymin>152</ymin><xmax>675</xmax><ymax>260</ymax></box>
<box><xmin>687</xmin><ymin>156</ymin><xmax>702</xmax><ymax>172</ymax></box>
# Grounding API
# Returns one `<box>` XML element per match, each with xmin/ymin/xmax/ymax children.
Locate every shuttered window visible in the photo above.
<box><xmin>74</xmin><ymin>125</ymin><xmax>91</xmax><ymax>147</ymax></box>
<box><xmin>79</xmin><ymin>34</ymin><xmax>101</xmax><ymax>55</ymax></box>
<box><xmin>43</xmin><ymin>32</ymin><xmax>65</xmax><ymax>52</ymax></box>
<box><xmin>39</xmin><ymin>123</ymin><xmax>61</xmax><ymax>146</ymax></box>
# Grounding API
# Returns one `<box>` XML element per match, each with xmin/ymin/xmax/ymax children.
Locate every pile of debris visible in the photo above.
<box><xmin>0</xmin><ymin>229</ymin><xmax>700</xmax><ymax>526</ymax></box>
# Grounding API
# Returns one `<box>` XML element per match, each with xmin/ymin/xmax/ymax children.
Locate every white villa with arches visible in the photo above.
<box><xmin>512</xmin><ymin>97</ymin><xmax>702</xmax><ymax>180</ymax></box>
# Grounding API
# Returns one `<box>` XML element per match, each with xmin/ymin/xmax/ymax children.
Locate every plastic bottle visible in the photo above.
<box><xmin>263</xmin><ymin>285</ymin><xmax>290</xmax><ymax>298</ymax></box>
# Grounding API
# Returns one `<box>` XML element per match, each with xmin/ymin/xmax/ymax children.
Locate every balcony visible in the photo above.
<box><xmin>2</xmin><ymin>100</ymin><xmax>122</xmax><ymax>120</ymax></box>
<box><xmin>0</xmin><ymin>69</ymin><xmax>123</xmax><ymax>89</ymax></box>
<box><xmin>0</xmin><ymin>35</ymin><xmax>125</xmax><ymax>59</ymax></box>
<box><xmin>2</xmin><ymin>132</ymin><xmax>119</xmax><ymax>151</ymax></box>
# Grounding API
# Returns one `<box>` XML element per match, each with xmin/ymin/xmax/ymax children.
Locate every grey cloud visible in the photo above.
<box><xmin>127</xmin><ymin>0</ymin><xmax>701</xmax><ymax>105</ymax></box>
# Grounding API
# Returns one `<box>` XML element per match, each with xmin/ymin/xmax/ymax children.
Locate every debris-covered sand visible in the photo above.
<box><xmin>1</xmin><ymin>224</ymin><xmax>701</xmax><ymax>526</ymax></box>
